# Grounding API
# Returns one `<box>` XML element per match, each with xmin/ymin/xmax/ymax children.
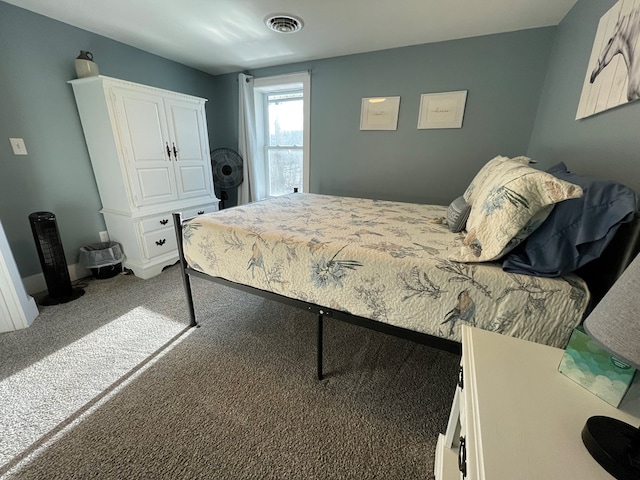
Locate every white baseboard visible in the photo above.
<box><xmin>23</xmin><ymin>263</ymin><xmax>91</xmax><ymax>296</ymax></box>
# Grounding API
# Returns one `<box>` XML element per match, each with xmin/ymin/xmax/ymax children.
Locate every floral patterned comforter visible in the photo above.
<box><xmin>182</xmin><ymin>193</ymin><xmax>589</xmax><ymax>347</ymax></box>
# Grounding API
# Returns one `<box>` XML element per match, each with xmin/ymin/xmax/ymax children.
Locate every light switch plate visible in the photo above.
<box><xmin>9</xmin><ymin>138</ymin><xmax>28</xmax><ymax>155</ymax></box>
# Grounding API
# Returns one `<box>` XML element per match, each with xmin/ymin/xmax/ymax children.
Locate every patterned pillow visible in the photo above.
<box><xmin>450</xmin><ymin>160</ymin><xmax>583</xmax><ymax>262</ymax></box>
<box><xmin>446</xmin><ymin>196</ymin><xmax>471</xmax><ymax>232</ymax></box>
<box><xmin>463</xmin><ymin>155</ymin><xmax>531</xmax><ymax>205</ymax></box>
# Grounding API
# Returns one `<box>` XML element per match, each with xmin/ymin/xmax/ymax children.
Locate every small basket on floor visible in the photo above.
<box><xmin>79</xmin><ymin>241</ymin><xmax>124</xmax><ymax>279</ymax></box>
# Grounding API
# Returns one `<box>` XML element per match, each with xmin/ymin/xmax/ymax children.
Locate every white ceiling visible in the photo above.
<box><xmin>5</xmin><ymin>0</ymin><xmax>578</xmax><ymax>76</ymax></box>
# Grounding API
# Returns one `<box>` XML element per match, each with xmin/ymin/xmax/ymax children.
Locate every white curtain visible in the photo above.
<box><xmin>237</xmin><ymin>73</ymin><xmax>264</xmax><ymax>205</ymax></box>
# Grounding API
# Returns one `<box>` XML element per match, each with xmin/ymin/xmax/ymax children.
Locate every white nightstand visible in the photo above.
<box><xmin>435</xmin><ymin>326</ymin><xmax>640</xmax><ymax>479</ymax></box>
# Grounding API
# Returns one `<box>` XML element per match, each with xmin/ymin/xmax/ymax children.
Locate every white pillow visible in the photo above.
<box><xmin>450</xmin><ymin>160</ymin><xmax>583</xmax><ymax>262</ymax></box>
<box><xmin>463</xmin><ymin>155</ymin><xmax>531</xmax><ymax>206</ymax></box>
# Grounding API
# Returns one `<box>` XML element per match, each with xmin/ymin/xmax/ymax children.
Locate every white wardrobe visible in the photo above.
<box><xmin>70</xmin><ymin>75</ymin><xmax>218</xmax><ymax>279</ymax></box>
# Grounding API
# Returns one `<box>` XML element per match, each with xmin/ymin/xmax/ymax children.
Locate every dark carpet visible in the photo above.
<box><xmin>3</xmin><ymin>266</ymin><xmax>460</xmax><ymax>479</ymax></box>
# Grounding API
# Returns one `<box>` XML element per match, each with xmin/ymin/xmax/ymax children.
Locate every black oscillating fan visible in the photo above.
<box><xmin>210</xmin><ymin>148</ymin><xmax>244</xmax><ymax>209</ymax></box>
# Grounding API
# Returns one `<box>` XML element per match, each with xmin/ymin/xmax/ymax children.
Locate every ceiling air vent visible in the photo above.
<box><xmin>265</xmin><ymin>14</ymin><xmax>304</xmax><ymax>33</ymax></box>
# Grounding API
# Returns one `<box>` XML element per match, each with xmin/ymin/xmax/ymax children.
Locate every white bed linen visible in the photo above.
<box><xmin>183</xmin><ymin>194</ymin><xmax>589</xmax><ymax>347</ymax></box>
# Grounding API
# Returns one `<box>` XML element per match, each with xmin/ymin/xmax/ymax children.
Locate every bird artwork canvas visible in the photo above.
<box><xmin>576</xmin><ymin>0</ymin><xmax>640</xmax><ymax>119</ymax></box>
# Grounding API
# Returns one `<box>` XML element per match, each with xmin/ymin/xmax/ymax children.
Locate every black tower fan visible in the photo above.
<box><xmin>210</xmin><ymin>148</ymin><xmax>244</xmax><ymax>209</ymax></box>
<box><xmin>29</xmin><ymin>212</ymin><xmax>84</xmax><ymax>305</ymax></box>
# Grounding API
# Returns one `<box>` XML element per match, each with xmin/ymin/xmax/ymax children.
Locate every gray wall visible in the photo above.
<box><xmin>212</xmin><ymin>28</ymin><xmax>557</xmax><ymax>206</ymax></box>
<box><xmin>0</xmin><ymin>2</ymin><xmax>219</xmax><ymax>277</ymax></box>
<box><xmin>528</xmin><ymin>0</ymin><xmax>640</xmax><ymax>193</ymax></box>
<box><xmin>7</xmin><ymin>0</ymin><xmax>624</xmax><ymax>282</ymax></box>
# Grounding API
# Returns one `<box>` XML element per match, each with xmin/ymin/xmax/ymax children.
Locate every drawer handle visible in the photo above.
<box><xmin>458</xmin><ymin>366</ymin><xmax>464</xmax><ymax>389</ymax></box>
<box><xmin>197</xmin><ymin>210</ymin><xmax>204</xmax><ymax>215</ymax></box>
<box><xmin>155</xmin><ymin>239</ymin><xmax>166</xmax><ymax>246</ymax></box>
<box><xmin>458</xmin><ymin>436</ymin><xmax>467</xmax><ymax>478</ymax></box>
<box><xmin>159</xmin><ymin>219</ymin><xmax>169</xmax><ymax>225</ymax></box>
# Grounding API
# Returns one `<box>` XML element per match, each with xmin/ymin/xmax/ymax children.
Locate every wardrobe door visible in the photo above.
<box><xmin>164</xmin><ymin>97</ymin><xmax>214</xmax><ymax>200</ymax></box>
<box><xmin>111</xmin><ymin>87</ymin><xmax>179</xmax><ymax>206</ymax></box>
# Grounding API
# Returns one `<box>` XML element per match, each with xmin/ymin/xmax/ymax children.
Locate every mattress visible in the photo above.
<box><xmin>183</xmin><ymin>193</ymin><xmax>589</xmax><ymax>347</ymax></box>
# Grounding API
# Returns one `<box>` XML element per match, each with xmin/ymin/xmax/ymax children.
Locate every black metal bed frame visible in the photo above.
<box><xmin>172</xmin><ymin>213</ymin><xmax>461</xmax><ymax>380</ymax></box>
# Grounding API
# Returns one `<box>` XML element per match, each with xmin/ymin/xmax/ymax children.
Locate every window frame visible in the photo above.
<box><xmin>253</xmin><ymin>72</ymin><xmax>310</xmax><ymax>196</ymax></box>
<box><xmin>263</xmin><ymin>90</ymin><xmax>304</xmax><ymax>196</ymax></box>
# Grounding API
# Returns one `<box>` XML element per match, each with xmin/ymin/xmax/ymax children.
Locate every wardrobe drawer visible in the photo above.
<box><xmin>183</xmin><ymin>203</ymin><xmax>218</xmax><ymax>219</ymax></box>
<box><xmin>139</xmin><ymin>215</ymin><xmax>174</xmax><ymax>234</ymax></box>
<box><xmin>142</xmin><ymin>227</ymin><xmax>177</xmax><ymax>259</ymax></box>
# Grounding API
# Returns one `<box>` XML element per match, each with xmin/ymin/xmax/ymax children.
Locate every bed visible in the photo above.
<box><xmin>173</xmin><ymin>158</ymin><xmax>640</xmax><ymax>379</ymax></box>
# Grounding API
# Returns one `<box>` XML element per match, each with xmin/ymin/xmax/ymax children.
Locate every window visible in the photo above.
<box><xmin>264</xmin><ymin>91</ymin><xmax>303</xmax><ymax>196</ymax></box>
<box><xmin>254</xmin><ymin>72</ymin><xmax>310</xmax><ymax>197</ymax></box>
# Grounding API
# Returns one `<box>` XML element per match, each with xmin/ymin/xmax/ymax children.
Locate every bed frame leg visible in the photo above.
<box><xmin>317</xmin><ymin>313</ymin><xmax>324</xmax><ymax>380</ymax></box>
<box><xmin>181</xmin><ymin>268</ymin><xmax>197</xmax><ymax>328</ymax></box>
<box><xmin>173</xmin><ymin>212</ymin><xmax>197</xmax><ymax>328</ymax></box>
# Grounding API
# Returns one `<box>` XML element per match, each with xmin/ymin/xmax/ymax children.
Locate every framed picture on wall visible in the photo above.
<box><xmin>360</xmin><ymin>96</ymin><xmax>401</xmax><ymax>130</ymax></box>
<box><xmin>576</xmin><ymin>0</ymin><xmax>640</xmax><ymax>119</ymax></box>
<box><xmin>417</xmin><ymin>90</ymin><xmax>468</xmax><ymax>129</ymax></box>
